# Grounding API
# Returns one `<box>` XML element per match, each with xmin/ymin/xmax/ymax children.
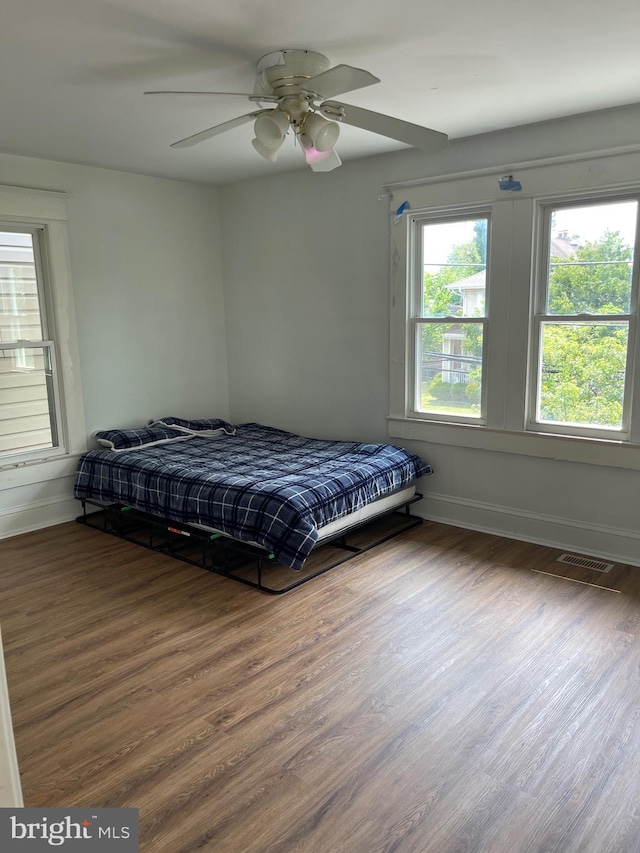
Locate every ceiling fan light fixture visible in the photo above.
<box><xmin>253</xmin><ymin>110</ymin><xmax>290</xmax><ymax>147</ymax></box>
<box><xmin>299</xmin><ymin>135</ymin><xmax>330</xmax><ymax>163</ymax></box>
<box><xmin>298</xmin><ymin>132</ymin><xmax>341</xmax><ymax>172</ymax></box>
<box><xmin>251</xmin><ymin>137</ymin><xmax>280</xmax><ymax>161</ymax></box>
<box><xmin>302</xmin><ymin>113</ymin><xmax>340</xmax><ymax>152</ymax></box>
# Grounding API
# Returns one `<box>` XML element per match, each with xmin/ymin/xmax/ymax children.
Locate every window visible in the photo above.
<box><xmin>388</xmin><ymin>150</ymin><xmax>640</xmax><ymax>469</ymax></box>
<box><xmin>413</xmin><ymin>214</ymin><xmax>489</xmax><ymax>422</ymax></box>
<box><xmin>0</xmin><ymin>228</ymin><xmax>61</xmax><ymax>457</ymax></box>
<box><xmin>529</xmin><ymin>199</ymin><xmax>639</xmax><ymax>440</ymax></box>
<box><xmin>0</xmin><ymin>185</ymin><xmax>85</xmax><ymax>470</ymax></box>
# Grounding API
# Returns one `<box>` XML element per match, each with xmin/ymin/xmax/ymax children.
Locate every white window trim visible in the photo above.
<box><xmin>0</xmin><ymin>185</ymin><xmax>86</xmax><ymax>476</ymax></box>
<box><xmin>409</xmin><ymin>208</ymin><xmax>491</xmax><ymax>425</ymax></box>
<box><xmin>388</xmin><ymin>149</ymin><xmax>640</xmax><ymax>471</ymax></box>
<box><xmin>527</xmin><ymin>192</ymin><xmax>640</xmax><ymax>442</ymax></box>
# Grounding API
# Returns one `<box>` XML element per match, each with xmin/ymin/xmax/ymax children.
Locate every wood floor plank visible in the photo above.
<box><xmin>2</xmin><ymin>518</ymin><xmax>640</xmax><ymax>852</ymax></box>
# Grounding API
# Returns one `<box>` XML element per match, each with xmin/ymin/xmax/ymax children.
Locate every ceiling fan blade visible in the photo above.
<box><xmin>307</xmin><ymin>147</ymin><xmax>342</xmax><ymax>173</ymax></box>
<box><xmin>170</xmin><ymin>110</ymin><xmax>268</xmax><ymax>149</ymax></box>
<box><xmin>145</xmin><ymin>91</ymin><xmax>277</xmax><ymax>101</ymax></box>
<box><xmin>307</xmin><ymin>65</ymin><xmax>380</xmax><ymax>100</ymax></box>
<box><xmin>321</xmin><ymin>101</ymin><xmax>448</xmax><ymax>152</ymax></box>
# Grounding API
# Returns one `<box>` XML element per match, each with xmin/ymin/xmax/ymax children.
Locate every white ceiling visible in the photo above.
<box><xmin>2</xmin><ymin>0</ymin><xmax>640</xmax><ymax>186</ymax></box>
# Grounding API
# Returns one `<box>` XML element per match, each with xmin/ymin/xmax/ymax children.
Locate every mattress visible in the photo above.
<box><xmin>74</xmin><ymin>423</ymin><xmax>431</xmax><ymax>569</ymax></box>
<box><xmin>193</xmin><ymin>484</ymin><xmax>418</xmax><ymax>548</ymax></box>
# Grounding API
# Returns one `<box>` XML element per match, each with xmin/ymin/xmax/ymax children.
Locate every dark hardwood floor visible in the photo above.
<box><xmin>1</xmin><ymin>518</ymin><xmax>640</xmax><ymax>852</ymax></box>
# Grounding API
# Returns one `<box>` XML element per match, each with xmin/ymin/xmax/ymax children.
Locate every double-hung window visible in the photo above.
<box><xmin>529</xmin><ymin>197</ymin><xmax>639</xmax><ymax>440</ymax></box>
<box><xmin>0</xmin><ymin>227</ymin><xmax>61</xmax><ymax>457</ymax></box>
<box><xmin>412</xmin><ymin>212</ymin><xmax>489</xmax><ymax>423</ymax></box>
<box><xmin>0</xmin><ymin>185</ymin><xmax>85</xmax><ymax>470</ymax></box>
<box><xmin>389</xmin><ymin>150</ymin><xmax>640</xmax><ymax>468</ymax></box>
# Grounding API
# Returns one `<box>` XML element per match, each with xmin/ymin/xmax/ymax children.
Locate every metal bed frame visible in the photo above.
<box><xmin>76</xmin><ymin>494</ymin><xmax>423</xmax><ymax>594</ymax></box>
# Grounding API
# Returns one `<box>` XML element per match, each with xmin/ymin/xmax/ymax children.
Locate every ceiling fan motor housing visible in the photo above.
<box><xmin>257</xmin><ymin>51</ymin><xmax>332</xmax><ymax>127</ymax></box>
<box><xmin>259</xmin><ymin>49</ymin><xmax>331</xmax><ymax>96</ymax></box>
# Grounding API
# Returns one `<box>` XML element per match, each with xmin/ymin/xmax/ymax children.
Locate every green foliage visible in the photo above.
<box><xmin>424</xmin><ymin>240</ymin><xmax>484</xmax><ymax>302</ymax></box>
<box><xmin>423</xmin><ymin>233</ymin><xmax>485</xmax><ymax>317</ymax></box>
<box><xmin>539</xmin><ymin>230</ymin><xmax>633</xmax><ymax>428</ymax></box>
<box><xmin>473</xmin><ymin>219</ymin><xmax>487</xmax><ymax>263</ymax></box>
<box><xmin>450</xmin><ymin>383</ymin><xmax>468</xmax><ymax>402</ymax></box>
<box><xmin>422</xmin><ymin>231</ymin><xmax>486</xmax><ymax>368</ymax></box>
<box><xmin>423</xmin><ymin>273</ymin><xmax>456</xmax><ymax>318</ymax></box>
<box><xmin>422</xmin><ymin>374</ymin><xmax>480</xmax><ymax>415</ymax></box>
<box><xmin>421</xmin><ymin>226</ymin><xmax>634</xmax><ymax>429</ymax></box>
<box><xmin>465</xmin><ymin>382</ymin><xmax>481</xmax><ymax>404</ymax></box>
<box><xmin>539</xmin><ymin>323</ymin><xmax>627</xmax><ymax>427</ymax></box>
<box><xmin>548</xmin><ymin>230</ymin><xmax>632</xmax><ymax>314</ymax></box>
<box><xmin>421</xmin><ymin>323</ymin><xmax>444</xmax><ymax>365</ymax></box>
<box><xmin>427</xmin><ymin>377</ymin><xmax>478</xmax><ymax>406</ymax></box>
<box><xmin>462</xmin><ymin>324</ymin><xmax>483</xmax><ymax>358</ymax></box>
<box><xmin>429</xmin><ymin>378</ymin><xmax>451</xmax><ymax>401</ymax></box>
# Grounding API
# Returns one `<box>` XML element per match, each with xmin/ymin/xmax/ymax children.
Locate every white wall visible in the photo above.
<box><xmin>0</xmin><ymin>152</ymin><xmax>227</xmax><ymax>537</ymax></box>
<box><xmin>221</xmin><ymin>168</ymin><xmax>392</xmax><ymax>440</ymax></box>
<box><xmin>220</xmin><ymin>103</ymin><xmax>640</xmax><ymax>566</ymax></box>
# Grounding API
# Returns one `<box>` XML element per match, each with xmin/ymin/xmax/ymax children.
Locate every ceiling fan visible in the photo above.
<box><xmin>144</xmin><ymin>48</ymin><xmax>448</xmax><ymax>172</ymax></box>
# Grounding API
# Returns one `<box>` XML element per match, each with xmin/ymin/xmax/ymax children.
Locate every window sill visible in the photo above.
<box><xmin>388</xmin><ymin>416</ymin><xmax>640</xmax><ymax>471</ymax></box>
<box><xmin>0</xmin><ymin>453</ymin><xmax>82</xmax><ymax>490</ymax></box>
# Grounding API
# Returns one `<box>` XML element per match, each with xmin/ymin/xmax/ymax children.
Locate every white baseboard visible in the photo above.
<box><xmin>2</xmin><ymin>489</ymin><xmax>639</xmax><ymax>571</ymax></box>
<box><xmin>0</xmin><ymin>495</ymin><xmax>80</xmax><ymax>541</ymax></box>
<box><xmin>416</xmin><ymin>492</ymin><xmax>640</xmax><ymax>568</ymax></box>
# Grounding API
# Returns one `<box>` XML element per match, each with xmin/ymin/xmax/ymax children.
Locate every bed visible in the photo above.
<box><xmin>74</xmin><ymin>418</ymin><xmax>432</xmax><ymax>592</ymax></box>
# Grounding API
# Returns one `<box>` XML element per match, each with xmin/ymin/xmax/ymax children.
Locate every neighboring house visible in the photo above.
<box><xmin>442</xmin><ymin>269</ymin><xmax>486</xmax><ymax>383</ymax></box>
<box><xmin>551</xmin><ymin>231</ymin><xmax>580</xmax><ymax>258</ymax></box>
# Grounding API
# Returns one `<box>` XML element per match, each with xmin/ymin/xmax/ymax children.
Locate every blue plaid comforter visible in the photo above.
<box><xmin>74</xmin><ymin>423</ymin><xmax>432</xmax><ymax>569</ymax></box>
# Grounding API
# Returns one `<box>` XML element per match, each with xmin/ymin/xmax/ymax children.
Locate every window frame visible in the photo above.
<box><xmin>0</xmin><ymin>185</ymin><xmax>85</xmax><ymax>472</ymax></box>
<box><xmin>409</xmin><ymin>208</ymin><xmax>491</xmax><ymax>425</ymax></box>
<box><xmin>0</xmin><ymin>224</ymin><xmax>64</xmax><ymax>459</ymax></box>
<box><xmin>0</xmin><ymin>340</ymin><xmax>62</xmax><ymax>455</ymax></box>
<box><xmin>387</xmin><ymin>150</ymin><xmax>640</xmax><ymax>471</ymax></box>
<box><xmin>527</xmin><ymin>192</ymin><xmax>640</xmax><ymax>442</ymax></box>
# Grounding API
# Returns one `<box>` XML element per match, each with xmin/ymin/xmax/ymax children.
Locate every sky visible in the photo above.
<box><xmin>423</xmin><ymin>220</ymin><xmax>478</xmax><ymax>267</ymax></box>
<box><xmin>552</xmin><ymin>200</ymin><xmax>637</xmax><ymax>244</ymax></box>
<box><xmin>422</xmin><ymin>200</ymin><xmax>638</xmax><ymax>269</ymax></box>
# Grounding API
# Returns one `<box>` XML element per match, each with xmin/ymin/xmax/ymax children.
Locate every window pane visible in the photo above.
<box><xmin>422</xmin><ymin>218</ymin><xmax>487</xmax><ymax>318</ymax></box>
<box><xmin>537</xmin><ymin>322</ymin><xmax>628</xmax><ymax>429</ymax></box>
<box><xmin>0</xmin><ymin>346</ymin><xmax>55</xmax><ymax>456</ymax></box>
<box><xmin>418</xmin><ymin>323</ymin><xmax>483</xmax><ymax>417</ymax></box>
<box><xmin>546</xmin><ymin>201</ymin><xmax>637</xmax><ymax>315</ymax></box>
<box><xmin>0</xmin><ymin>231</ymin><xmax>43</xmax><ymax>343</ymax></box>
